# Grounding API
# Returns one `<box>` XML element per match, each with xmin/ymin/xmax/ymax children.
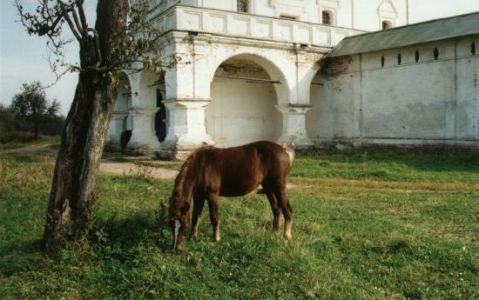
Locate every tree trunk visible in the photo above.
<box><xmin>43</xmin><ymin>0</ymin><xmax>128</xmax><ymax>251</ymax></box>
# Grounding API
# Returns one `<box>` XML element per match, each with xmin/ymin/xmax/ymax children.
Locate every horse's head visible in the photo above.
<box><xmin>168</xmin><ymin>189</ymin><xmax>190</xmax><ymax>252</ymax></box>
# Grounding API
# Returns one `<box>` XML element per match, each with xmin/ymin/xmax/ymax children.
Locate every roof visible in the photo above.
<box><xmin>329</xmin><ymin>12</ymin><xmax>479</xmax><ymax>57</ymax></box>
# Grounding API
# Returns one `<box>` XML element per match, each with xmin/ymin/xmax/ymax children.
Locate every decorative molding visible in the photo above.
<box><xmin>377</xmin><ymin>0</ymin><xmax>398</xmax><ymax>27</ymax></box>
<box><xmin>269</xmin><ymin>0</ymin><xmax>307</xmax><ymax>18</ymax></box>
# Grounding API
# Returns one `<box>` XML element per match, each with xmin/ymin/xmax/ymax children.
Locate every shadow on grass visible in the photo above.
<box><xmin>0</xmin><ymin>238</ymin><xmax>43</xmax><ymax>257</ymax></box>
<box><xmin>0</xmin><ymin>214</ymin><xmax>173</xmax><ymax>278</ymax></box>
<box><xmin>0</xmin><ymin>239</ymin><xmax>46</xmax><ymax>277</ymax></box>
<box><xmin>93</xmin><ymin>212</ymin><xmax>173</xmax><ymax>255</ymax></box>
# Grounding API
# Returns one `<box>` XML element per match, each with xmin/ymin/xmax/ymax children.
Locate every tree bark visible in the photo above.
<box><xmin>43</xmin><ymin>0</ymin><xmax>128</xmax><ymax>251</ymax></box>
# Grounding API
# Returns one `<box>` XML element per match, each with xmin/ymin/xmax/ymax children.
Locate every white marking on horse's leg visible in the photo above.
<box><xmin>284</xmin><ymin>220</ymin><xmax>292</xmax><ymax>240</ymax></box>
<box><xmin>173</xmin><ymin>219</ymin><xmax>181</xmax><ymax>249</ymax></box>
<box><xmin>192</xmin><ymin>217</ymin><xmax>200</xmax><ymax>237</ymax></box>
<box><xmin>214</xmin><ymin>228</ymin><xmax>221</xmax><ymax>242</ymax></box>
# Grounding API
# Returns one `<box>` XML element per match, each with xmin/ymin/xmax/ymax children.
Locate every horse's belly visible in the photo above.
<box><xmin>219</xmin><ymin>180</ymin><xmax>259</xmax><ymax>197</ymax></box>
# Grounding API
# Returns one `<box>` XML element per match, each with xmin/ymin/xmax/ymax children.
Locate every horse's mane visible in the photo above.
<box><xmin>174</xmin><ymin>146</ymin><xmax>217</xmax><ymax>200</ymax></box>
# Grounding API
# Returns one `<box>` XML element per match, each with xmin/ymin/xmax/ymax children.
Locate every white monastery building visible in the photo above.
<box><xmin>106</xmin><ymin>0</ymin><xmax>479</xmax><ymax>159</ymax></box>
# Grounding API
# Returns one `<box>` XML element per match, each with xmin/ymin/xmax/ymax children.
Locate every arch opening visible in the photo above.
<box><xmin>306</xmin><ymin>69</ymin><xmax>326</xmax><ymax>143</ymax></box>
<box><xmin>206</xmin><ymin>56</ymin><xmax>283</xmax><ymax>147</ymax></box>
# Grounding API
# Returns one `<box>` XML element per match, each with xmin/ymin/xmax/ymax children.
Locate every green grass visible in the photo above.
<box><xmin>1</xmin><ymin>149</ymin><xmax>478</xmax><ymax>299</ymax></box>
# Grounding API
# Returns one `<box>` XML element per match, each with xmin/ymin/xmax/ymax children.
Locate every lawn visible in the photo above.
<box><xmin>0</xmin><ymin>148</ymin><xmax>478</xmax><ymax>299</ymax></box>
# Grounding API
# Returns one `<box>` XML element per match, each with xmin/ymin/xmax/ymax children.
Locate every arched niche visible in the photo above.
<box><xmin>206</xmin><ymin>55</ymin><xmax>284</xmax><ymax>147</ymax></box>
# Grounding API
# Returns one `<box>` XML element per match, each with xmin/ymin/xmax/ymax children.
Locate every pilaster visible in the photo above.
<box><xmin>276</xmin><ymin>104</ymin><xmax>314</xmax><ymax>148</ymax></box>
<box><xmin>160</xmin><ymin>99</ymin><xmax>214</xmax><ymax>159</ymax></box>
<box><xmin>105</xmin><ymin>112</ymin><xmax>128</xmax><ymax>151</ymax></box>
<box><xmin>128</xmin><ymin>108</ymin><xmax>161</xmax><ymax>154</ymax></box>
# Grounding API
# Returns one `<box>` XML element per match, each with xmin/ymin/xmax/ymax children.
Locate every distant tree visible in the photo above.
<box><xmin>10</xmin><ymin>81</ymin><xmax>62</xmax><ymax>139</ymax></box>
<box><xmin>16</xmin><ymin>0</ymin><xmax>163</xmax><ymax>251</ymax></box>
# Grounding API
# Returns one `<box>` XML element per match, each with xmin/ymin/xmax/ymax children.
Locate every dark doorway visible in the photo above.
<box><xmin>155</xmin><ymin>90</ymin><xmax>167</xmax><ymax>142</ymax></box>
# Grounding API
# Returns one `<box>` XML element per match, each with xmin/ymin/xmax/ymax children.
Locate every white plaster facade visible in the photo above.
<box><xmin>308</xmin><ymin>35</ymin><xmax>479</xmax><ymax>146</ymax></box>
<box><xmin>106</xmin><ymin>1</ymin><xmax>478</xmax><ymax>158</ymax></box>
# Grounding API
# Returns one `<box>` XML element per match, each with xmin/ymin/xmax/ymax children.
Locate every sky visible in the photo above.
<box><xmin>1</xmin><ymin>0</ymin><xmax>479</xmax><ymax>115</ymax></box>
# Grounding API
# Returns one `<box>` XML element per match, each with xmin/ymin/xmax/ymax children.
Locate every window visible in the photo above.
<box><xmin>156</xmin><ymin>90</ymin><xmax>167</xmax><ymax>142</ymax></box>
<box><xmin>237</xmin><ymin>0</ymin><xmax>248</xmax><ymax>13</ymax></box>
<box><xmin>382</xmin><ymin>21</ymin><xmax>392</xmax><ymax>30</ymax></box>
<box><xmin>322</xmin><ymin>10</ymin><xmax>332</xmax><ymax>25</ymax></box>
<box><xmin>397</xmin><ymin>54</ymin><xmax>401</xmax><ymax>65</ymax></box>
<box><xmin>472</xmin><ymin>42</ymin><xmax>476</xmax><ymax>55</ymax></box>
<box><xmin>381</xmin><ymin>56</ymin><xmax>385</xmax><ymax>67</ymax></box>
<box><xmin>415</xmin><ymin>51</ymin><xmax>420</xmax><ymax>63</ymax></box>
<box><xmin>433</xmin><ymin>48</ymin><xmax>439</xmax><ymax>60</ymax></box>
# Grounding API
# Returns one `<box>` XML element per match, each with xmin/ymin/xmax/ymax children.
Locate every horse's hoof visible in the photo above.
<box><xmin>283</xmin><ymin>233</ymin><xmax>292</xmax><ymax>240</ymax></box>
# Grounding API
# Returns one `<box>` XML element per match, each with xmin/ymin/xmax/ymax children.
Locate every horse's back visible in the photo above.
<box><xmin>222</xmin><ymin>141</ymin><xmax>290</xmax><ymax>192</ymax></box>
<box><xmin>248</xmin><ymin>141</ymin><xmax>291</xmax><ymax>171</ymax></box>
<box><xmin>192</xmin><ymin>141</ymin><xmax>290</xmax><ymax>196</ymax></box>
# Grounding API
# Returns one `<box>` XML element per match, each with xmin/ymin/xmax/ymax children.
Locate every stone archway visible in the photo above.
<box><xmin>206</xmin><ymin>55</ymin><xmax>283</xmax><ymax>147</ymax></box>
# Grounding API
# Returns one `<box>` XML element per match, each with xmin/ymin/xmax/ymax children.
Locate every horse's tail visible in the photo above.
<box><xmin>281</xmin><ymin>143</ymin><xmax>295</xmax><ymax>167</ymax></box>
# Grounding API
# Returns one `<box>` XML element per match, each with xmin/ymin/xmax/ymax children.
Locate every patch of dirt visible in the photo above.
<box><xmin>0</xmin><ymin>144</ymin><xmax>178</xmax><ymax>180</ymax></box>
<box><xmin>99</xmin><ymin>161</ymin><xmax>178</xmax><ymax>180</ymax></box>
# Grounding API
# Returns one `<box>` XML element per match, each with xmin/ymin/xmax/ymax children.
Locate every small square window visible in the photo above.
<box><xmin>322</xmin><ymin>11</ymin><xmax>332</xmax><ymax>25</ymax></box>
<box><xmin>237</xmin><ymin>0</ymin><xmax>248</xmax><ymax>13</ymax></box>
<box><xmin>382</xmin><ymin>21</ymin><xmax>392</xmax><ymax>30</ymax></box>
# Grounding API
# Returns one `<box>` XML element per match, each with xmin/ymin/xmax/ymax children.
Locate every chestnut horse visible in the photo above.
<box><xmin>168</xmin><ymin>141</ymin><xmax>293</xmax><ymax>252</ymax></box>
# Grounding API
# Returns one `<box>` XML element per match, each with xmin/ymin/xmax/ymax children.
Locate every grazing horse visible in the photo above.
<box><xmin>168</xmin><ymin>141</ymin><xmax>293</xmax><ymax>252</ymax></box>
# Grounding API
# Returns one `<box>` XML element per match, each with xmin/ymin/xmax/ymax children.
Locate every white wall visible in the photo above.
<box><xmin>352</xmin><ymin>0</ymin><xmax>408</xmax><ymax>31</ymax></box>
<box><xmin>456</xmin><ymin>37</ymin><xmax>479</xmax><ymax>141</ymax></box>
<box><xmin>307</xmin><ymin>56</ymin><xmax>359</xmax><ymax>142</ymax></box>
<box><xmin>308</xmin><ymin>35</ymin><xmax>479</xmax><ymax>146</ymax></box>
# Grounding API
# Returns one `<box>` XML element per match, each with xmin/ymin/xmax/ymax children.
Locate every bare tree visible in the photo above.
<box><xmin>16</xmin><ymin>0</ymin><xmax>162</xmax><ymax>251</ymax></box>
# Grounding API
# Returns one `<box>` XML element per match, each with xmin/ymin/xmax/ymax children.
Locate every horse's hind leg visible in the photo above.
<box><xmin>274</xmin><ymin>187</ymin><xmax>292</xmax><ymax>240</ymax></box>
<box><xmin>207</xmin><ymin>193</ymin><xmax>221</xmax><ymax>242</ymax></box>
<box><xmin>191</xmin><ymin>195</ymin><xmax>205</xmax><ymax>238</ymax></box>
<box><xmin>265</xmin><ymin>188</ymin><xmax>280</xmax><ymax>232</ymax></box>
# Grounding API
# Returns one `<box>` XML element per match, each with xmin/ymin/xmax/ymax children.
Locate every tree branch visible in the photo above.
<box><xmin>71</xmin><ymin>5</ymin><xmax>85</xmax><ymax>37</ymax></box>
<box><xmin>75</xmin><ymin>0</ymin><xmax>88</xmax><ymax>32</ymax></box>
<box><xmin>59</xmin><ymin>2</ymin><xmax>82</xmax><ymax>41</ymax></box>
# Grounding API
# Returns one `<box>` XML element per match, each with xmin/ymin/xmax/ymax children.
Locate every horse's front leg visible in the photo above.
<box><xmin>191</xmin><ymin>195</ymin><xmax>205</xmax><ymax>238</ymax></box>
<box><xmin>207</xmin><ymin>193</ymin><xmax>221</xmax><ymax>242</ymax></box>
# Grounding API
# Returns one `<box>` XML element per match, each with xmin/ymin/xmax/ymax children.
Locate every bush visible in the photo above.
<box><xmin>0</xmin><ymin>103</ymin><xmax>64</xmax><ymax>144</ymax></box>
